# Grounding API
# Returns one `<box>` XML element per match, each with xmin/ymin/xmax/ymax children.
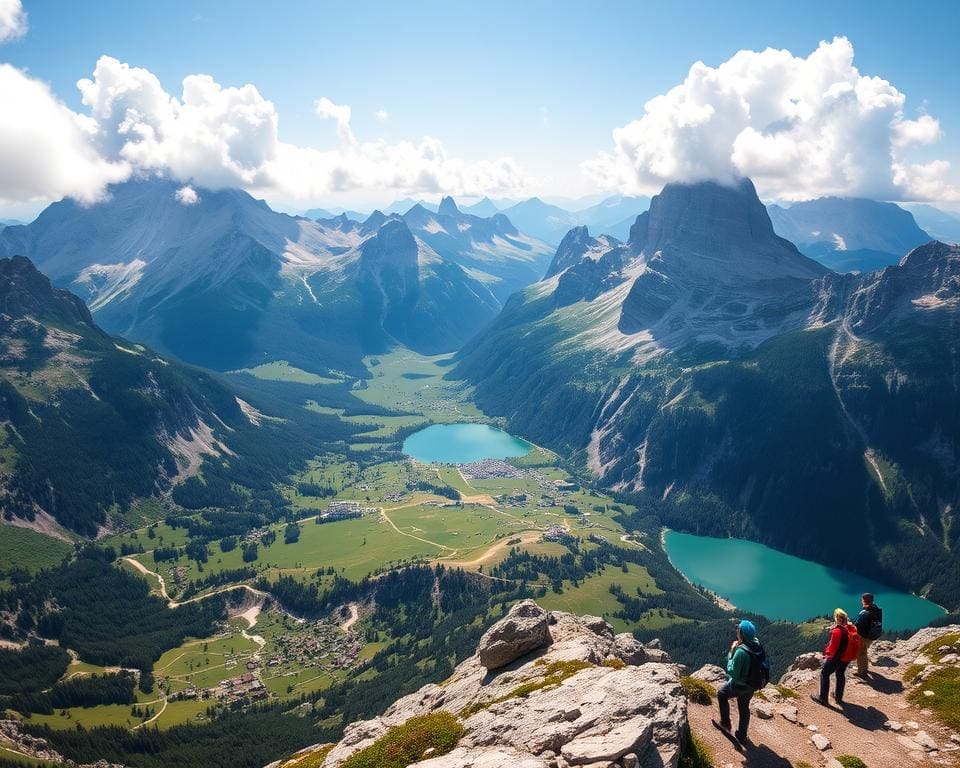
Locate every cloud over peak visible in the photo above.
<box><xmin>584</xmin><ymin>37</ymin><xmax>957</xmax><ymax>202</ymax></box>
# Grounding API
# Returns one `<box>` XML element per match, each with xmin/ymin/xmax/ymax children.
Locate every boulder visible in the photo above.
<box><xmin>897</xmin><ymin>735</ymin><xmax>925</xmax><ymax>752</ymax></box>
<box><xmin>913</xmin><ymin>731</ymin><xmax>938</xmax><ymax>751</ymax></box>
<box><xmin>690</xmin><ymin>665</ymin><xmax>726</xmax><ymax>685</ymax></box>
<box><xmin>778</xmin><ymin>707</ymin><xmax>798</xmax><ymax>723</ymax></box>
<box><xmin>614</xmin><ymin>634</ymin><xmax>648</xmax><ymax>666</ymax></box>
<box><xmin>478</xmin><ymin>601</ymin><xmax>552</xmax><ymax>670</ymax></box>
<box><xmin>811</xmin><ymin>734</ymin><xmax>831</xmax><ymax>751</ymax></box>
<box><xmin>751</xmin><ymin>701</ymin><xmax>774</xmax><ymax>720</ymax></box>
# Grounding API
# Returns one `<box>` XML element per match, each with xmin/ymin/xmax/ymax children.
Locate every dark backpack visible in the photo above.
<box><xmin>745</xmin><ymin>642</ymin><xmax>770</xmax><ymax>691</ymax></box>
<box><xmin>867</xmin><ymin>607</ymin><xmax>883</xmax><ymax>640</ymax></box>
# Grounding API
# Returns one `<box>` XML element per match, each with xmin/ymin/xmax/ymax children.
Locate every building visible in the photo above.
<box><xmin>320</xmin><ymin>500</ymin><xmax>364</xmax><ymax>521</ymax></box>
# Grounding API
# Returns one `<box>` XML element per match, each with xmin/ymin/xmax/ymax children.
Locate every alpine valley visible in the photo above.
<box><xmin>456</xmin><ymin>178</ymin><xmax>960</xmax><ymax>606</ymax></box>
<box><xmin>1</xmin><ymin>163</ymin><xmax>959</xmax><ymax>768</ymax></box>
<box><xmin>3</xmin><ymin>171</ymin><xmax>960</xmax><ymax>768</ymax></box>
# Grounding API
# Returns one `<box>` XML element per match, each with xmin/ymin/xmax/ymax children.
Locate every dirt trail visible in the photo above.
<box><xmin>689</xmin><ymin>640</ymin><xmax>956</xmax><ymax>768</ymax></box>
<box><xmin>122</xmin><ymin>556</ymin><xmax>269</xmax><ymax>608</ymax></box>
<box><xmin>379</xmin><ymin>507</ymin><xmax>454</xmax><ymax>552</ymax></box>
<box><xmin>133</xmin><ymin>696</ymin><xmax>167</xmax><ymax>730</ymax></box>
<box><xmin>440</xmin><ymin>529</ymin><xmax>542</xmax><ymax>568</ymax></box>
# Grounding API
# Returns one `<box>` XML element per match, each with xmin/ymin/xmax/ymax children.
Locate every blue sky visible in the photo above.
<box><xmin>1</xmin><ymin>0</ymin><xmax>959</xmax><ymax>214</ymax></box>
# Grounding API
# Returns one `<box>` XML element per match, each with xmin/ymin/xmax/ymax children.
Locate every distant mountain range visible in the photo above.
<box><xmin>0</xmin><ymin>255</ymin><xmax>345</xmax><ymax>536</ymax></box>
<box><xmin>305</xmin><ymin>195</ymin><xmax>652</xmax><ymax>247</ymax></box>
<box><xmin>902</xmin><ymin>203</ymin><xmax>960</xmax><ymax>245</ymax></box>
<box><xmin>768</xmin><ymin>197</ymin><xmax>932</xmax><ymax>272</ymax></box>
<box><xmin>0</xmin><ymin>180</ymin><xmax>551</xmax><ymax>374</ymax></box>
<box><xmin>456</xmin><ymin>178</ymin><xmax>960</xmax><ymax>606</ymax></box>
<box><xmin>302</xmin><ymin>193</ymin><xmax>960</xmax><ymax>264</ymax></box>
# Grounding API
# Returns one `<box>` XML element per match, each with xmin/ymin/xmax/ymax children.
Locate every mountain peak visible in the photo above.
<box><xmin>362</xmin><ymin>209</ymin><xmax>389</xmax><ymax>232</ymax></box>
<box><xmin>546</xmin><ymin>225</ymin><xmax>594</xmax><ymax>278</ymax></box>
<box><xmin>358</xmin><ymin>219</ymin><xmax>418</xmax><ymax>269</ymax></box>
<box><xmin>628</xmin><ymin>178</ymin><xmax>826</xmax><ymax>278</ymax></box>
<box><xmin>438</xmin><ymin>196</ymin><xmax>460</xmax><ymax>216</ymax></box>
<box><xmin>0</xmin><ymin>255</ymin><xmax>96</xmax><ymax>329</ymax></box>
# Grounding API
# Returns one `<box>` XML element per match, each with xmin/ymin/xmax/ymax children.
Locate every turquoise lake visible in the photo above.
<box><xmin>402</xmin><ymin>423</ymin><xmax>533</xmax><ymax>464</ymax></box>
<box><xmin>663</xmin><ymin>530</ymin><xmax>945</xmax><ymax>630</ymax></box>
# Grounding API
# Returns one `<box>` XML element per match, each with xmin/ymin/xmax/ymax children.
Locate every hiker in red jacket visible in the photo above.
<box><xmin>811</xmin><ymin>608</ymin><xmax>860</xmax><ymax>706</ymax></box>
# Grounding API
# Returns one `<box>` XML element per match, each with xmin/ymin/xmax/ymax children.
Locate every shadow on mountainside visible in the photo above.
<box><xmin>861</xmin><ymin>672</ymin><xmax>904</xmax><ymax>695</ymax></box>
<box><xmin>739</xmin><ymin>742</ymin><xmax>793</xmax><ymax>768</ymax></box>
<box><xmin>839</xmin><ymin>702</ymin><xmax>889</xmax><ymax>731</ymax></box>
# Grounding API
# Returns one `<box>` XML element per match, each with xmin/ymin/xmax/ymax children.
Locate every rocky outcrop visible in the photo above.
<box><xmin>307</xmin><ymin>602</ymin><xmax>688</xmax><ymax>768</ymax></box>
<box><xmin>477</xmin><ymin>600</ymin><xmax>552</xmax><ymax>670</ymax></box>
<box><xmin>0</xmin><ymin>718</ymin><xmax>126</xmax><ymax>767</ymax></box>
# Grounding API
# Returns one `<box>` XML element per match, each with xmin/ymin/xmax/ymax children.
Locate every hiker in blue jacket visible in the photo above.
<box><xmin>714</xmin><ymin>619</ymin><xmax>766</xmax><ymax>744</ymax></box>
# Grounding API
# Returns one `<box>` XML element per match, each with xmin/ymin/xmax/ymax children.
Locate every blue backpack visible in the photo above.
<box><xmin>745</xmin><ymin>642</ymin><xmax>770</xmax><ymax>691</ymax></box>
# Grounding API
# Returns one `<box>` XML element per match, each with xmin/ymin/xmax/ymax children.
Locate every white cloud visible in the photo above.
<box><xmin>0</xmin><ymin>64</ymin><xmax>127</xmax><ymax>206</ymax></box>
<box><xmin>373</xmin><ymin>109</ymin><xmax>389</xmax><ymax>122</ymax></box>
<box><xmin>175</xmin><ymin>185</ymin><xmax>199</xmax><ymax>205</ymax></box>
<box><xmin>892</xmin><ymin>114</ymin><xmax>941</xmax><ymax>148</ymax></box>
<box><xmin>0</xmin><ymin>56</ymin><xmax>532</xmax><ymax>207</ymax></box>
<box><xmin>314</xmin><ymin>96</ymin><xmax>354</xmax><ymax>144</ymax></box>
<box><xmin>584</xmin><ymin>37</ymin><xmax>959</xmax><ymax>201</ymax></box>
<box><xmin>0</xmin><ymin>0</ymin><xmax>26</xmax><ymax>43</ymax></box>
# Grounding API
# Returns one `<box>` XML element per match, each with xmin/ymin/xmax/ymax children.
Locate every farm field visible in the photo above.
<box><xmin>238</xmin><ymin>361</ymin><xmax>343</xmax><ymax>385</ymax></box>
<box><xmin>536</xmin><ymin>563</ymin><xmax>660</xmax><ymax>633</ymax></box>
<box><xmin>0</xmin><ymin>526</ymin><xmax>73</xmax><ymax>574</ymax></box>
<box><xmin>356</xmin><ymin>351</ymin><xmax>484</xmax><ymax>423</ymax></box>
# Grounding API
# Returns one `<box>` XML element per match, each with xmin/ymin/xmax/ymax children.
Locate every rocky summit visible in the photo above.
<box><xmin>282</xmin><ymin>600</ymin><xmax>686</xmax><ymax>768</ymax></box>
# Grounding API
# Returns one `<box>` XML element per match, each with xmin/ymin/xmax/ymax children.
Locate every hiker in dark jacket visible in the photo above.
<box><xmin>854</xmin><ymin>593</ymin><xmax>882</xmax><ymax>678</ymax></box>
<box><xmin>811</xmin><ymin>608</ymin><xmax>859</xmax><ymax>706</ymax></box>
<box><xmin>714</xmin><ymin>619</ymin><xmax>763</xmax><ymax>743</ymax></box>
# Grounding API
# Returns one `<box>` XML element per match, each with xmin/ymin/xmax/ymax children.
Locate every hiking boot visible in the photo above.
<box><xmin>735</xmin><ymin>732</ymin><xmax>751</xmax><ymax>746</ymax></box>
<box><xmin>832</xmin><ymin>693</ymin><xmax>844</xmax><ymax>706</ymax></box>
<box><xmin>853</xmin><ymin>671</ymin><xmax>869</xmax><ymax>679</ymax></box>
<box><xmin>809</xmin><ymin>693</ymin><xmax>827</xmax><ymax>706</ymax></box>
<box><xmin>712</xmin><ymin>719</ymin><xmax>732</xmax><ymax>732</ymax></box>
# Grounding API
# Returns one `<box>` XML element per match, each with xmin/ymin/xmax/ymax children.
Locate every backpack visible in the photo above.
<box><xmin>866</xmin><ymin>607</ymin><xmax>883</xmax><ymax>640</ymax></box>
<box><xmin>841</xmin><ymin>625</ymin><xmax>861</xmax><ymax>663</ymax></box>
<box><xmin>745</xmin><ymin>642</ymin><xmax>770</xmax><ymax>691</ymax></box>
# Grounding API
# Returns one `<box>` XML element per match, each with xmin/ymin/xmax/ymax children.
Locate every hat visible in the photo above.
<box><xmin>738</xmin><ymin>620</ymin><xmax>757</xmax><ymax>642</ymax></box>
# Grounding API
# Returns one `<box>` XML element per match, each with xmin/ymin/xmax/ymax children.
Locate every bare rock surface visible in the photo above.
<box><xmin>477</xmin><ymin>600</ymin><xmax>552</xmax><ymax>670</ymax></box>
<box><xmin>310</xmin><ymin>602</ymin><xmax>685</xmax><ymax>768</ymax></box>
<box><xmin>690</xmin><ymin>664</ymin><xmax>726</xmax><ymax>685</ymax></box>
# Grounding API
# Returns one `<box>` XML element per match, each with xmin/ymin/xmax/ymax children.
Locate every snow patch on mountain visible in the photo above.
<box><xmin>74</xmin><ymin>260</ymin><xmax>147</xmax><ymax>310</ymax></box>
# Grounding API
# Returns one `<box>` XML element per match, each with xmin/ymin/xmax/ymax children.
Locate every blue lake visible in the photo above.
<box><xmin>663</xmin><ymin>530</ymin><xmax>945</xmax><ymax>630</ymax></box>
<box><xmin>402</xmin><ymin>423</ymin><xmax>533</xmax><ymax>464</ymax></box>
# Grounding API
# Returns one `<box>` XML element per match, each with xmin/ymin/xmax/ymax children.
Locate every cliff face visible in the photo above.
<box><xmin>282</xmin><ymin>601</ymin><xmax>688</xmax><ymax>768</ymax></box>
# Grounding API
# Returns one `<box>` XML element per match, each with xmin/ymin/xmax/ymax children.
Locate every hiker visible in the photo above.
<box><xmin>714</xmin><ymin>619</ymin><xmax>768</xmax><ymax>744</ymax></box>
<box><xmin>811</xmin><ymin>608</ymin><xmax>860</xmax><ymax>706</ymax></box>
<box><xmin>854</xmin><ymin>593</ymin><xmax>883</xmax><ymax>678</ymax></box>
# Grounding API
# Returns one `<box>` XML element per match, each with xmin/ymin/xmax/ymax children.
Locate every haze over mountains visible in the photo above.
<box><xmin>0</xmin><ymin>179</ymin><xmax>551</xmax><ymax>374</ymax></box>
<box><xmin>456</xmin><ymin>177</ymin><xmax>960</xmax><ymax>605</ymax></box>
<box><xmin>768</xmin><ymin>197</ymin><xmax>933</xmax><ymax>273</ymax></box>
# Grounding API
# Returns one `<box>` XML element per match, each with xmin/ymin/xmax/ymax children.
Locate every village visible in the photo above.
<box><xmin>166</xmin><ymin>616</ymin><xmax>363</xmax><ymax>706</ymax></box>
